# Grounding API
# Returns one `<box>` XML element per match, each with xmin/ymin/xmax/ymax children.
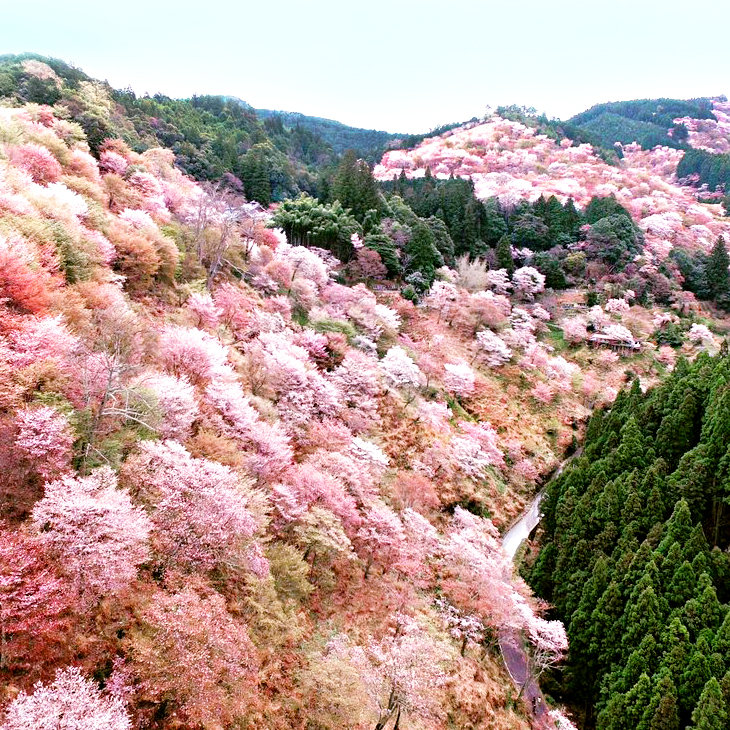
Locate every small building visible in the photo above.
<box><xmin>589</xmin><ymin>333</ymin><xmax>641</xmax><ymax>355</ymax></box>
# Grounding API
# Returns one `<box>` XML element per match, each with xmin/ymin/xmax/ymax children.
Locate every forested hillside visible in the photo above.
<box><xmin>254</xmin><ymin>108</ymin><xmax>401</xmax><ymax>161</ymax></box>
<box><xmin>527</xmin><ymin>356</ymin><xmax>730</xmax><ymax>729</ymax></box>
<box><xmin>0</xmin><ymin>78</ymin><xmax>610</xmax><ymax>730</ymax></box>
<box><xmin>0</xmin><ymin>53</ymin><xmax>362</xmax><ymax>204</ymax></box>
<box><xmin>568</xmin><ymin>98</ymin><xmax>718</xmax><ymax>151</ymax></box>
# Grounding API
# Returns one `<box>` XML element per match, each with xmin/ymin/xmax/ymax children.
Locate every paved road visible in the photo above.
<box><xmin>499</xmin><ymin>450</ymin><xmax>582</xmax><ymax>724</ymax></box>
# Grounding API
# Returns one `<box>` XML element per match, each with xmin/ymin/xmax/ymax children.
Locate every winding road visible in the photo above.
<box><xmin>498</xmin><ymin>450</ymin><xmax>580</xmax><ymax>723</ymax></box>
<box><xmin>499</xmin><ymin>488</ymin><xmax>549</xmax><ymax>721</ymax></box>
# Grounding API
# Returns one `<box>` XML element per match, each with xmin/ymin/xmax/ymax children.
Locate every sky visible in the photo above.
<box><xmin>2</xmin><ymin>0</ymin><xmax>728</xmax><ymax>133</ymax></box>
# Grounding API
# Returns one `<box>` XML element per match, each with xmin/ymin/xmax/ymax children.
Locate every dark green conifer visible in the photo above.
<box><xmin>704</xmin><ymin>236</ymin><xmax>730</xmax><ymax>307</ymax></box>
<box><xmin>688</xmin><ymin>677</ymin><xmax>728</xmax><ymax>730</ymax></box>
<box><xmin>495</xmin><ymin>234</ymin><xmax>514</xmax><ymax>273</ymax></box>
<box><xmin>641</xmin><ymin>670</ymin><xmax>680</xmax><ymax>730</ymax></box>
<box><xmin>680</xmin><ymin>638</ymin><xmax>713</xmax><ymax>712</ymax></box>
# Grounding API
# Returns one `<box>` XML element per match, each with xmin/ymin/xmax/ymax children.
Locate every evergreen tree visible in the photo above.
<box><xmin>404</xmin><ymin>220</ymin><xmax>443</xmax><ymax>285</ymax></box>
<box><xmin>495</xmin><ymin>234</ymin><xmax>514</xmax><ymax>273</ymax></box>
<box><xmin>704</xmin><ymin>236</ymin><xmax>730</xmax><ymax>308</ymax></box>
<box><xmin>680</xmin><ymin>638</ymin><xmax>712</xmax><ymax>713</ymax></box>
<box><xmin>642</xmin><ymin>671</ymin><xmax>680</xmax><ymax>730</ymax></box>
<box><xmin>688</xmin><ymin>677</ymin><xmax>728</xmax><ymax>730</ymax></box>
<box><xmin>332</xmin><ymin>149</ymin><xmax>381</xmax><ymax>224</ymax></box>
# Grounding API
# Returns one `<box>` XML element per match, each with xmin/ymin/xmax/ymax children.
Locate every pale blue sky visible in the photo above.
<box><xmin>3</xmin><ymin>0</ymin><xmax>728</xmax><ymax>133</ymax></box>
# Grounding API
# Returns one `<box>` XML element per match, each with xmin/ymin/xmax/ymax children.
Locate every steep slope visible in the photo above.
<box><xmin>1</xmin><ymin>99</ymin><xmax>593</xmax><ymax>729</ymax></box>
<box><xmin>525</xmin><ymin>356</ymin><xmax>730</xmax><ymax>729</ymax></box>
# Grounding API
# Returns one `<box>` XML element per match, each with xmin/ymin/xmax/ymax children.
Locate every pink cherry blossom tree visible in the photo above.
<box><xmin>443</xmin><ymin>360</ymin><xmax>476</xmax><ymax>399</ymax></box>
<box><xmin>31</xmin><ymin>467</ymin><xmax>151</xmax><ymax>601</ymax></box>
<box><xmin>380</xmin><ymin>346</ymin><xmax>423</xmax><ymax>391</ymax></box>
<box><xmin>185</xmin><ymin>291</ymin><xmax>221</xmax><ymax>330</ymax></box>
<box><xmin>0</xmin><ymin>528</ymin><xmax>72</xmax><ymax>674</ymax></box>
<box><xmin>354</xmin><ymin>500</ymin><xmax>407</xmax><ymax>578</ymax></box>
<box><xmin>128</xmin><ymin>586</ymin><xmax>259</xmax><ymax>728</ymax></box>
<box><xmin>131</xmin><ymin>371</ymin><xmax>198</xmax><ymax>441</ymax></box>
<box><xmin>13</xmin><ymin>405</ymin><xmax>74</xmax><ymax>481</ymax></box>
<box><xmin>327</xmin><ymin>613</ymin><xmax>449</xmax><ymax>730</ymax></box>
<box><xmin>512</xmin><ymin>267</ymin><xmax>545</xmax><ymax>301</ymax></box>
<box><xmin>475</xmin><ymin>329</ymin><xmax>512</xmax><ymax>367</ymax></box>
<box><xmin>121</xmin><ymin>440</ymin><xmax>267</xmax><ymax>576</ymax></box>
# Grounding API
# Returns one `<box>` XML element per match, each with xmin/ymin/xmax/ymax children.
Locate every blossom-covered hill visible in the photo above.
<box><xmin>374</xmin><ymin>110</ymin><xmax>730</xmax><ymax>260</ymax></box>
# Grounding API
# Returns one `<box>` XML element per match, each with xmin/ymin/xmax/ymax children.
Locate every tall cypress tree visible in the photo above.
<box><xmin>642</xmin><ymin>670</ymin><xmax>680</xmax><ymax>730</ymax></box>
<box><xmin>688</xmin><ymin>677</ymin><xmax>728</xmax><ymax>730</ymax></box>
<box><xmin>705</xmin><ymin>236</ymin><xmax>730</xmax><ymax>308</ymax></box>
<box><xmin>495</xmin><ymin>234</ymin><xmax>514</xmax><ymax>273</ymax></box>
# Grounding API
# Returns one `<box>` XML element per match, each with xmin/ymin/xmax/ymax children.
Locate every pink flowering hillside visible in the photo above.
<box><xmin>2</xmin><ymin>57</ymin><xmax>729</xmax><ymax>730</ymax></box>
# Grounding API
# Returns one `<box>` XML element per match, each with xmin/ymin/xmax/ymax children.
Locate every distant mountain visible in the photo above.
<box><xmin>254</xmin><ymin>108</ymin><xmax>403</xmax><ymax>162</ymax></box>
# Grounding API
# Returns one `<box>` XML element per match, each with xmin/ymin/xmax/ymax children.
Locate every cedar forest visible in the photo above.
<box><xmin>0</xmin><ymin>52</ymin><xmax>729</xmax><ymax>730</ymax></box>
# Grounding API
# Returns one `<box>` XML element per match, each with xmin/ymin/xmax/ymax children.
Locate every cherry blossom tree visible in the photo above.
<box><xmin>13</xmin><ymin>406</ymin><xmax>74</xmax><ymax>481</ymax></box>
<box><xmin>485</xmin><ymin>268</ymin><xmax>512</xmax><ymax>295</ymax></box>
<box><xmin>131</xmin><ymin>371</ymin><xmax>198</xmax><ymax>441</ymax></box>
<box><xmin>8</xmin><ymin>143</ymin><xmax>63</xmax><ymax>184</ymax></box>
<box><xmin>327</xmin><ymin>613</ymin><xmax>449</xmax><ymax>730</ymax></box>
<box><xmin>547</xmin><ymin>708</ymin><xmax>579</xmax><ymax>730</ymax></box>
<box><xmin>689</xmin><ymin>323</ymin><xmax>713</xmax><ymax>342</ymax></box>
<box><xmin>422</xmin><ymin>281</ymin><xmax>458</xmax><ymax>322</ymax></box>
<box><xmin>561</xmin><ymin>316</ymin><xmax>588</xmax><ymax>345</ymax></box>
<box><xmin>31</xmin><ymin>467</ymin><xmax>151</xmax><ymax>601</ymax></box>
<box><xmin>512</xmin><ymin>266</ymin><xmax>546</xmax><ymax>301</ymax></box>
<box><xmin>0</xmin><ymin>236</ymin><xmax>54</xmax><ymax>314</ymax></box>
<box><xmin>355</xmin><ymin>500</ymin><xmax>407</xmax><ymax>578</ymax></box>
<box><xmin>9</xmin><ymin>315</ymin><xmax>79</xmax><ymax>368</ymax></box>
<box><xmin>398</xmin><ymin>507</ymin><xmax>440</xmax><ymax>580</ymax></box>
<box><xmin>271</xmin><ymin>461</ymin><xmax>359</xmax><ymax>533</ymax></box>
<box><xmin>380</xmin><ymin>346</ymin><xmax>423</xmax><ymax>391</ymax></box>
<box><xmin>158</xmin><ymin>325</ymin><xmax>230</xmax><ymax>384</ymax></box>
<box><xmin>0</xmin><ymin>666</ymin><xmax>131</xmax><ymax>730</ymax></box>
<box><xmin>203</xmin><ymin>377</ymin><xmax>294</xmax><ymax>482</ymax></box>
<box><xmin>185</xmin><ymin>291</ymin><xmax>221</xmax><ymax>330</ymax></box>
<box><xmin>329</xmin><ymin>350</ymin><xmax>381</xmax><ymax>431</ymax></box>
<box><xmin>128</xmin><ymin>585</ymin><xmax>259</xmax><ymax>728</ymax></box>
<box><xmin>443</xmin><ymin>360</ymin><xmax>476</xmax><ymax>398</ymax></box>
<box><xmin>604</xmin><ymin>297</ymin><xmax>630</xmax><ymax>314</ymax></box>
<box><xmin>434</xmin><ymin>598</ymin><xmax>485</xmax><ymax>656</ymax></box>
<box><xmin>121</xmin><ymin>440</ymin><xmax>267</xmax><ymax>576</ymax></box>
<box><xmin>475</xmin><ymin>329</ymin><xmax>512</xmax><ymax>367</ymax></box>
<box><xmin>441</xmin><ymin>507</ymin><xmax>522</xmax><ymax>633</ymax></box>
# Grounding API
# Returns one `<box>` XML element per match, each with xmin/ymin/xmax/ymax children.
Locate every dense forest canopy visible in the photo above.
<box><xmin>527</xmin><ymin>356</ymin><xmax>730</xmax><ymax>729</ymax></box>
